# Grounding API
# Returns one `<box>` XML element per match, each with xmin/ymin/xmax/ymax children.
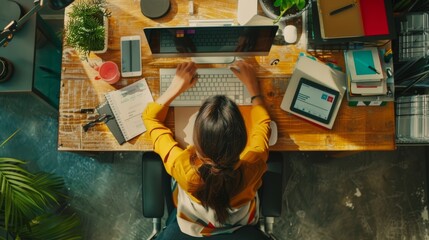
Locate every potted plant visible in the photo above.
<box><xmin>64</xmin><ymin>0</ymin><xmax>111</xmax><ymax>58</ymax></box>
<box><xmin>259</xmin><ymin>0</ymin><xmax>309</xmax><ymax>23</ymax></box>
<box><xmin>0</xmin><ymin>131</ymin><xmax>82</xmax><ymax>239</ymax></box>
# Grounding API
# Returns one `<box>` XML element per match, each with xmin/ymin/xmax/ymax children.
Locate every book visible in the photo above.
<box><xmin>344</xmin><ymin>48</ymin><xmax>395</xmax><ymax>106</ymax></box>
<box><xmin>317</xmin><ymin>0</ymin><xmax>365</xmax><ymax>39</ymax></box>
<box><xmin>306</xmin><ymin>1</ymin><xmax>396</xmax><ymax>51</ymax></box>
<box><xmin>100</xmin><ymin>79</ymin><xmax>154</xmax><ymax>144</ymax></box>
<box><xmin>360</xmin><ymin>0</ymin><xmax>389</xmax><ymax>36</ymax></box>
<box><xmin>350</xmin><ymin>80</ymin><xmax>386</xmax><ymax>95</ymax></box>
<box><xmin>96</xmin><ymin>101</ymin><xmax>127</xmax><ymax>144</ymax></box>
<box><xmin>316</xmin><ymin>0</ymin><xmax>392</xmax><ymax>40</ymax></box>
<box><xmin>345</xmin><ymin>47</ymin><xmax>383</xmax><ymax>82</ymax></box>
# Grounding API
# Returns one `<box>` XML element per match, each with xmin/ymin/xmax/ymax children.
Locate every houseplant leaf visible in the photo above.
<box><xmin>0</xmin><ymin>158</ymin><xmax>43</xmax><ymax>230</ymax></box>
<box><xmin>1</xmin><ymin>132</ymin><xmax>82</xmax><ymax>239</ymax></box>
<box><xmin>297</xmin><ymin>0</ymin><xmax>306</xmax><ymax>9</ymax></box>
<box><xmin>17</xmin><ymin>212</ymin><xmax>81</xmax><ymax>240</ymax></box>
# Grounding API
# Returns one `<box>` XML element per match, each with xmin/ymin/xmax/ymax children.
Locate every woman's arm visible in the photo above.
<box><xmin>229</xmin><ymin>60</ymin><xmax>264</xmax><ymax>106</ymax></box>
<box><xmin>156</xmin><ymin>62</ymin><xmax>198</xmax><ymax>106</ymax></box>
<box><xmin>230</xmin><ymin>61</ymin><xmax>270</xmax><ymax>160</ymax></box>
<box><xmin>142</xmin><ymin>62</ymin><xmax>198</xmax><ymax>174</ymax></box>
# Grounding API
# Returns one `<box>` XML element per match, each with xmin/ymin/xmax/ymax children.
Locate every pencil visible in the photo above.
<box><xmin>368</xmin><ymin>65</ymin><xmax>380</xmax><ymax>74</ymax></box>
<box><xmin>330</xmin><ymin>3</ymin><xmax>355</xmax><ymax>16</ymax></box>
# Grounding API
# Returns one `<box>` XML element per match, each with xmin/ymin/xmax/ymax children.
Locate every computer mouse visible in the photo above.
<box><xmin>283</xmin><ymin>25</ymin><xmax>298</xmax><ymax>44</ymax></box>
<box><xmin>269</xmin><ymin>121</ymin><xmax>278</xmax><ymax>146</ymax></box>
<box><xmin>140</xmin><ymin>0</ymin><xmax>170</xmax><ymax>19</ymax></box>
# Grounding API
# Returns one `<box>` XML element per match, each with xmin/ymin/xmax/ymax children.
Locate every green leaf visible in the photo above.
<box><xmin>18</xmin><ymin>212</ymin><xmax>82</xmax><ymax>240</ymax></box>
<box><xmin>297</xmin><ymin>0</ymin><xmax>306</xmax><ymax>9</ymax></box>
<box><xmin>0</xmin><ymin>130</ymin><xmax>20</xmax><ymax>148</ymax></box>
<box><xmin>0</xmin><ymin>158</ymin><xmax>55</xmax><ymax>230</ymax></box>
<box><xmin>273</xmin><ymin>0</ymin><xmax>282</xmax><ymax>7</ymax></box>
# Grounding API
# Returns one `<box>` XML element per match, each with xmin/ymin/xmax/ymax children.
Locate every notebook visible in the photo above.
<box><xmin>97</xmin><ymin>101</ymin><xmax>126</xmax><ymax>144</ymax></box>
<box><xmin>317</xmin><ymin>0</ymin><xmax>390</xmax><ymax>39</ymax></box>
<box><xmin>360</xmin><ymin>0</ymin><xmax>389</xmax><ymax>36</ymax></box>
<box><xmin>345</xmin><ymin>47</ymin><xmax>383</xmax><ymax>82</ymax></box>
<box><xmin>99</xmin><ymin>79</ymin><xmax>154</xmax><ymax>144</ymax></box>
<box><xmin>317</xmin><ymin>0</ymin><xmax>365</xmax><ymax>39</ymax></box>
<box><xmin>307</xmin><ymin>0</ymin><xmax>396</xmax><ymax>50</ymax></box>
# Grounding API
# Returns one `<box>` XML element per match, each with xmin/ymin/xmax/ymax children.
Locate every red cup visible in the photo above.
<box><xmin>96</xmin><ymin>61</ymin><xmax>120</xmax><ymax>84</ymax></box>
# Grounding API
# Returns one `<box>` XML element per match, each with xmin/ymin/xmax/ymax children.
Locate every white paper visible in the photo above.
<box><xmin>105</xmin><ymin>79</ymin><xmax>153</xmax><ymax>141</ymax></box>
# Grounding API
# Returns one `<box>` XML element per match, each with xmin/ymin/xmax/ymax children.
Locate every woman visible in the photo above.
<box><xmin>142</xmin><ymin>60</ymin><xmax>271</xmax><ymax>238</ymax></box>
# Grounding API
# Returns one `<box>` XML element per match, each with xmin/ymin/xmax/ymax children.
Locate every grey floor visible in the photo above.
<box><xmin>1</xmin><ymin>15</ymin><xmax>428</xmax><ymax>240</ymax></box>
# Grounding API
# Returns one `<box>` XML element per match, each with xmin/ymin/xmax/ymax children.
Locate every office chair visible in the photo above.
<box><xmin>142</xmin><ymin>151</ymin><xmax>284</xmax><ymax>240</ymax></box>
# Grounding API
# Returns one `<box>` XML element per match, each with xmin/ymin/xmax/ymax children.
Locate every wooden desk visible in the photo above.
<box><xmin>58</xmin><ymin>0</ymin><xmax>395</xmax><ymax>151</ymax></box>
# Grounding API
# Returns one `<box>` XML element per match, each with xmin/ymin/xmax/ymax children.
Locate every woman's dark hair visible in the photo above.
<box><xmin>192</xmin><ymin>95</ymin><xmax>247</xmax><ymax>223</ymax></box>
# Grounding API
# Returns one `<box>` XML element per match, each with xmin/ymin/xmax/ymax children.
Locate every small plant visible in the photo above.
<box><xmin>64</xmin><ymin>0</ymin><xmax>111</xmax><ymax>57</ymax></box>
<box><xmin>273</xmin><ymin>0</ymin><xmax>307</xmax><ymax>23</ymax></box>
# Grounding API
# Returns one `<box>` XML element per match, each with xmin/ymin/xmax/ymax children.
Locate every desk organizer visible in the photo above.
<box><xmin>396</xmin><ymin>94</ymin><xmax>429</xmax><ymax>144</ymax></box>
<box><xmin>398</xmin><ymin>12</ymin><xmax>429</xmax><ymax>61</ymax></box>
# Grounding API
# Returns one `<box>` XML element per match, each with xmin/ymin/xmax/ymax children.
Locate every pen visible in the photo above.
<box><xmin>368</xmin><ymin>65</ymin><xmax>380</xmax><ymax>74</ymax></box>
<box><xmin>330</xmin><ymin>3</ymin><xmax>355</xmax><ymax>15</ymax></box>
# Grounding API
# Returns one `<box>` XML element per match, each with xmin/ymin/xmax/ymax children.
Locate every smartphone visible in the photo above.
<box><xmin>120</xmin><ymin>35</ymin><xmax>142</xmax><ymax>77</ymax></box>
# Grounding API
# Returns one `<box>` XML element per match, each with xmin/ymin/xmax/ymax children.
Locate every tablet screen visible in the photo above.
<box><xmin>290</xmin><ymin>78</ymin><xmax>340</xmax><ymax>124</ymax></box>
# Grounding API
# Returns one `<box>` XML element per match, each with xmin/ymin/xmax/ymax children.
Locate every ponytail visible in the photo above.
<box><xmin>193</xmin><ymin>157</ymin><xmax>243</xmax><ymax>223</ymax></box>
<box><xmin>191</xmin><ymin>95</ymin><xmax>247</xmax><ymax>224</ymax></box>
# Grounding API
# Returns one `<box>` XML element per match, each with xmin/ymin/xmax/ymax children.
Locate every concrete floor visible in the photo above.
<box><xmin>1</xmin><ymin>93</ymin><xmax>428</xmax><ymax>239</ymax></box>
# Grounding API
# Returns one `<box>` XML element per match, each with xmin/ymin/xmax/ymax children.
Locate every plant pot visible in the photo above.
<box><xmin>65</xmin><ymin>4</ymin><xmax>110</xmax><ymax>57</ymax></box>
<box><xmin>259</xmin><ymin>0</ymin><xmax>310</xmax><ymax>22</ymax></box>
<box><xmin>92</xmin><ymin>15</ymin><xmax>108</xmax><ymax>54</ymax></box>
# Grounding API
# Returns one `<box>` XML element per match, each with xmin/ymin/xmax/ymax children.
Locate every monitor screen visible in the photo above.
<box><xmin>290</xmin><ymin>77</ymin><xmax>340</xmax><ymax>124</ymax></box>
<box><xmin>143</xmin><ymin>25</ymin><xmax>278</xmax><ymax>58</ymax></box>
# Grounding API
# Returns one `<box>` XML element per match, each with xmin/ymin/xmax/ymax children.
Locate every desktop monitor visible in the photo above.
<box><xmin>143</xmin><ymin>25</ymin><xmax>278</xmax><ymax>62</ymax></box>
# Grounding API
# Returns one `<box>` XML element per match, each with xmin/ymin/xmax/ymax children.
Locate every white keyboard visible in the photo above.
<box><xmin>160</xmin><ymin>68</ymin><xmax>250</xmax><ymax>106</ymax></box>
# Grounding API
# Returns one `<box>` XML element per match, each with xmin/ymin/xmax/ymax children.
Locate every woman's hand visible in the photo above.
<box><xmin>229</xmin><ymin>60</ymin><xmax>263</xmax><ymax>105</ymax></box>
<box><xmin>156</xmin><ymin>62</ymin><xmax>197</xmax><ymax>106</ymax></box>
<box><xmin>170</xmin><ymin>62</ymin><xmax>198</xmax><ymax>94</ymax></box>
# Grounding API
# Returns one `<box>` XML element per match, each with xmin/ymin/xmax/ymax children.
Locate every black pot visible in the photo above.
<box><xmin>0</xmin><ymin>57</ymin><xmax>14</xmax><ymax>83</ymax></box>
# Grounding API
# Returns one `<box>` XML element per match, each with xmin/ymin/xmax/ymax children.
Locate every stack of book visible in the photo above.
<box><xmin>306</xmin><ymin>0</ymin><xmax>396</xmax><ymax>51</ymax></box>
<box><xmin>344</xmin><ymin>47</ymin><xmax>394</xmax><ymax>106</ymax></box>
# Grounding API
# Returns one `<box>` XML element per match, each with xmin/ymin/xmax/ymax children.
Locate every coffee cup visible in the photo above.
<box><xmin>94</xmin><ymin>61</ymin><xmax>120</xmax><ymax>84</ymax></box>
<box><xmin>0</xmin><ymin>57</ymin><xmax>14</xmax><ymax>83</ymax></box>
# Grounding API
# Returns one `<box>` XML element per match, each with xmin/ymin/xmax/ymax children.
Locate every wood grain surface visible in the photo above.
<box><xmin>58</xmin><ymin>0</ymin><xmax>395</xmax><ymax>151</ymax></box>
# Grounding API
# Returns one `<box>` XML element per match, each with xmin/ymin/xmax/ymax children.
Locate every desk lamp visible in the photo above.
<box><xmin>0</xmin><ymin>0</ymin><xmax>74</xmax><ymax>47</ymax></box>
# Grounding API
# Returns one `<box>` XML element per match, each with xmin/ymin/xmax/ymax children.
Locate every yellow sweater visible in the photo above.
<box><xmin>142</xmin><ymin>102</ymin><xmax>271</xmax><ymax>236</ymax></box>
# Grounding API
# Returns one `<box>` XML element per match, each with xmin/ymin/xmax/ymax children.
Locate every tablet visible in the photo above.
<box><xmin>290</xmin><ymin>78</ymin><xmax>340</xmax><ymax>124</ymax></box>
